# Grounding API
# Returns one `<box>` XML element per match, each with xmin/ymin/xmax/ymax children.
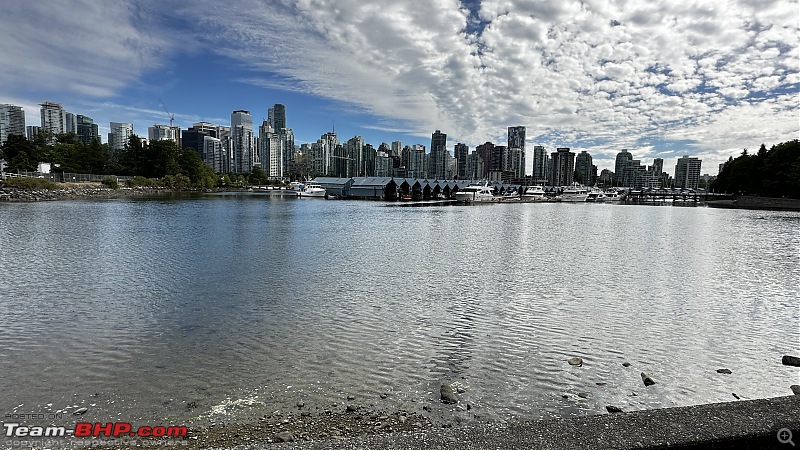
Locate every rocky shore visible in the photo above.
<box><xmin>0</xmin><ymin>184</ymin><xmax>195</xmax><ymax>202</ymax></box>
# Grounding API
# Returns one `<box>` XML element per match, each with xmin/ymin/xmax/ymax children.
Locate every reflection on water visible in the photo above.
<box><xmin>0</xmin><ymin>196</ymin><xmax>798</xmax><ymax>425</ymax></box>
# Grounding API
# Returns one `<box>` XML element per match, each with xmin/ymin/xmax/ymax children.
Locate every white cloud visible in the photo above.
<box><xmin>2</xmin><ymin>0</ymin><xmax>797</xmax><ymax>175</ymax></box>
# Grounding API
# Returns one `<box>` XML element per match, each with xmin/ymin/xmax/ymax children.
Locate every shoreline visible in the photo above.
<box><xmin>706</xmin><ymin>196</ymin><xmax>800</xmax><ymax>211</ymax></box>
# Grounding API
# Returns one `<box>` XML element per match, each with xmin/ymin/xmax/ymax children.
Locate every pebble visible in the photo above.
<box><xmin>641</xmin><ymin>372</ymin><xmax>656</xmax><ymax>386</ymax></box>
<box><xmin>347</xmin><ymin>395</ymin><xmax>356</xmax><ymax>401</ymax></box>
<box><xmin>716</xmin><ymin>368</ymin><xmax>732</xmax><ymax>374</ymax></box>
<box><xmin>440</xmin><ymin>384</ymin><xmax>458</xmax><ymax>404</ymax></box>
<box><xmin>605</xmin><ymin>405</ymin><xmax>623</xmax><ymax>413</ymax></box>
<box><xmin>568</xmin><ymin>357</ymin><xmax>583</xmax><ymax>366</ymax></box>
<box><xmin>782</xmin><ymin>355</ymin><xmax>800</xmax><ymax>367</ymax></box>
<box><xmin>790</xmin><ymin>385</ymin><xmax>800</xmax><ymax>395</ymax></box>
<box><xmin>73</xmin><ymin>407</ymin><xmax>88</xmax><ymax>415</ymax></box>
<box><xmin>274</xmin><ymin>431</ymin><xmax>294</xmax><ymax>443</ymax></box>
<box><xmin>578</xmin><ymin>393</ymin><xmax>589</xmax><ymax>399</ymax></box>
<box><xmin>622</xmin><ymin>362</ymin><xmax>631</xmax><ymax>367</ymax></box>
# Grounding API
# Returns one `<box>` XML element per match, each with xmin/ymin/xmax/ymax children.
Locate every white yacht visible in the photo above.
<box><xmin>604</xmin><ymin>190</ymin><xmax>623</xmax><ymax>202</ymax></box>
<box><xmin>560</xmin><ymin>184</ymin><xmax>590</xmax><ymax>202</ymax></box>
<box><xmin>454</xmin><ymin>183</ymin><xmax>496</xmax><ymax>203</ymax></box>
<box><xmin>586</xmin><ymin>188</ymin><xmax>606</xmax><ymax>202</ymax></box>
<box><xmin>288</xmin><ymin>181</ymin><xmax>305</xmax><ymax>191</ymax></box>
<box><xmin>521</xmin><ymin>185</ymin><xmax>547</xmax><ymax>201</ymax></box>
<box><xmin>297</xmin><ymin>183</ymin><xmax>327</xmax><ymax>198</ymax></box>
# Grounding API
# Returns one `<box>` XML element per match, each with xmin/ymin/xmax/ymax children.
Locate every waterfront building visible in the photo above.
<box><xmin>231</xmin><ymin>110</ymin><xmax>255</xmax><ymax>173</ymax></box>
<box><xmin>507</xmin><ymin>126</ymin><xmax>526</xmax><ymax>178</ymax></box>
<box><xmin>375</xmin><ymin>150</ymin><xmax>391</xmax><ymax>177</ymax></box>
<box><xmin>454</xmin><ymin>143</ymin><xmax>468</xmax><ymax>179</ymax></box>
<box><xmin>148</xmin><ymin>124</ymin><xmax>181</xmax><ymax>146</ymax></box>
<box><xmin>429</xmin><ymin>130</ymin><xmax>447</xmax><ymax>179</ymax></box>
<box><xmin>476</xmin><ymin>142</ymin><xmax>494</xmax><ymax>179</ymax></box>
<box><xmin>345</xmin><ymin>136</ymin><xmax>365</xmax><ymax>177</ymax></box>
<box><xmin>108</xmin><ymin>122</ymin><xmax>133</xmax><ymax>161</ymax></box>
<box><xmin>76</xmin><ymin>115</ymin><xmax>99</xmax><ymax>144</ymax></box>
<box><xmin>40</xmin><ymin>101</ymin><xmax>65</xmax><ymax>140</ymax></box>
<box><xmin>675</xmin><ymin>156</ymin><xmax>702</xmax><ymax>189</ymax></box>
<box><xmin>391</xmin><ymin>141</ymin><xmax>402</xmax><ymax>157</ymax></box>
<box><xmin>551</xmin><ymin>147</ymin><xmax>575</xmax><ymax>186</ymax></box>
<box><xmin>575</xmin><ymin>151</ymin><xmax>594</xmax><ymax>185</ymax></box>
<box><xmin>532</xmin><ymin>145</ymin><xmax>548</xmax><ymax>184</ymax></box>
<box><xmin>202</xmin><ymin>136</ymin><xmax>226</xmax><ymax>173</ymax></box>
<box><xmin>402</xmin><ymin>144</ymin><xmax>425</xmax><ymax>178</ymax></box>
<box><xmin>0</xmin><ymin>104</ymin><xmax>25</xmax><ymax>145</ymax></box>
<box><xmin>465</xmin><ymin>152</ymin><xmax>484</xmax><ymax>180</ymax></box>
<box><xmin>259</xmin><ymin>121</ymin><xmax>282</xmax><ymax>179</ymax></box>
<box><xmin>614</xmin><ymin>149</ymin><xmax>633</xmax><ymax>186</ymax></box>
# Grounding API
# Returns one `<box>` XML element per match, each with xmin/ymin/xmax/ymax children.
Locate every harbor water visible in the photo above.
<box><xmin>0</xmin><ymin>194</ymin><xmax>798</xmax><ymax>428</ymax></box>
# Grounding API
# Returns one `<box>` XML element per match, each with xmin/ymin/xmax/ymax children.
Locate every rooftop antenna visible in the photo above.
<box><xmin>159</xmin><ymin>99</ymin><xmax>174</xmax><ymax>127</ymax></box>
<box><xmin>332</xmin><ymin>120</ymin><xmax>335</xmax><ymax>134</ymax></box>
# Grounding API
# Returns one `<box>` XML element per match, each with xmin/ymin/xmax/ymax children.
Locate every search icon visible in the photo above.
<box><xmin>778</xmin><ymin>428</ymin><xmax>795</xmax><ymax>446</ymax></box>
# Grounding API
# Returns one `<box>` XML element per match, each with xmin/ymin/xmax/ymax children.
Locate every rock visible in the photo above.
<box><xmin>561</xmin><ymin>394</ymin><xmax>569</xmax><ymax>399</ymax></box>
<box><xmin>73</xmin><ymin>407</ymin><xmax>88</xmax><ymax>415</ymax></box>
<box><xmin>641</xmin><ymin>372</ymin><xmax>656</xmax><ymax>386</ymax></box>
<box><xmin>379</xmin><ymin>393</ymin><xmax>388</xmax><ymax>399</ymax></box>
<box><xmin>300</xmin><ymin>411</ymin><xmax>311</xmax><ymax>417</ymax></box>
<box><xmin>296</xmin><ymin>401</ymin><xmax>305</xmax><ymax>408</ymax></box>
<box><xmin>274</xmin><ymin>431</ymin><xmax>294</xmax><ymax>443</ymax></box>
<box><xmin>346</xmin><ymin>405</ymin><xmax>358</xmax><ymax>413</ymax></box>
<box><xmin>347</xmin><ymin>395</ymin><xmax>356</xmax><ymax>401</ymax></box>
<box><xmin>186</xmin><ymin>401</ymin><xmax>198</xmax><ymax>409</ymax></box>
<box><xmin>622</xmin><ymin>362</ymin><xmax>631</xmax><ymax>367</ymax></box>
<box><xmin>791</xmin><ymin>385</ymin><xmax>800</xmax><ymax>395</ymax></box>
<box><xmin>605</xmin><ymin>405</ymin><xmax>623</xmax><ymax>413</ymax></box>
<box><xmin>716</xmin><ymin>368</ymin><xmax>732</xmax><ymax>374</ymax></box>
<box><xmin>732</xmin><ymin>393</ymin><xmax>740</xmax><ymax>400</ymax></box>
<box><xmin>782</xmin><ymin>355</ymin><xmax>800</xmax><ymax>367</ymax></box>
<box><xmin>567</xmin><ymin>357</ymin><xmax>583</xmax><ymax>366</ymax></box>
<box><xmin>578</xmin><ymin>393</ymin><xmax>589</xmax><ymax>399</ymax></box>
<box><xmin>440</xmin><ymin>384</ymin><xmax>458</xmax><ymax>404</ymax></box>
<box><xmin>596</xmin><ymin>382</ymin><xmax>607</xmax><ymax>386</ymax></box>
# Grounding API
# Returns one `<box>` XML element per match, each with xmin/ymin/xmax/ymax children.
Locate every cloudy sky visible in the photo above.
<box><xmin>1</xmin><ymin>0</ymin><xmax>797</xmax><ymax>175</ymax></box>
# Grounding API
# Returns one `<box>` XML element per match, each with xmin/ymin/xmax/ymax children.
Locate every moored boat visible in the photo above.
<box><xmin>297</xmin><ymin>183</ymin><xmax>326</xmax><ymax>198</ymax></box>
<box><xmin>454</xmin><ymin>182</ymin><xmax>496</xmax><ymax>203</ymax></box>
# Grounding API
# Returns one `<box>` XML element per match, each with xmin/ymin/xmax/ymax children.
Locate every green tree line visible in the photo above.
<box><xmin>0</xmin><ymin>133</ymin><xmax>223</xmax><ymax>189</ymax></box>
<box><xmin>712</xmin><ymin>140</ymin><xmax>800</xmax><ymax>199</ymax></box>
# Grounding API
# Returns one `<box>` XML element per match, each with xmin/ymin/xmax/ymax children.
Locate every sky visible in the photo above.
<box><xmin>1</xmin><ymin>0</ymin><xmax>798</xmax><ymax>176</ymax></box>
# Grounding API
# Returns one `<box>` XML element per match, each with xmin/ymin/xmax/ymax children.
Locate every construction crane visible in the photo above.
<box><xmin>159</xmin><ymin>99</ymin><xmax>174</xmax><ymax>127</ymax></box>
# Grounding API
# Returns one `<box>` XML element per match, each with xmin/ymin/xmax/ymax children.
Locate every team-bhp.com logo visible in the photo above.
<box><xmin>4</xmin><ymin>422</ymin><xmax>187</xmax><ymax>438</ymax></box>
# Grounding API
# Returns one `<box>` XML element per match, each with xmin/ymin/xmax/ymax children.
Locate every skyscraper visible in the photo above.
<box><xmin>454</xmin><ymin>143</ymin><xmax>469</xmax><ymax>179</ymax></box>
<box><xmin>614</xmin><ymin>149</ymin><xmax>633</xmax><ymax>186</ymax></box>
<box><xmin>76</xmin><ymin>115</ymin><xmax>99</xmax><ymax>144</ymax></box>
<box><xmin>429</xmin><ymin>130</ymin><xmax>447</xmax><ymax>179</ymax></box>
<box><xmin>40</xmin><ymin>101</ymin><xmax>65</xmax><ymax>139</ymax></box>
<box><xmin>551</xmin><ymin>147</ymin><xmax>575</xmax><ymax>186</ymax></box>
<box><xmin>0</xmin><ymin>104</ymin><xmax>25</xmax><ymax>145</ymax></box>
<box><xmin>148</xmin><ymin>124</ymin><xmax>181</xmax><ymax>145</ymax></box>
<box><xmin>268</xmin><ymin>104</ymin><xmax>286</xmax><ymax>131</ymax></box>
<box><xmin>231</xmin><ymin>110</ymin><xmax>254</xmax><ymax>173</ymax></box>
<box><xmin>532</xmin><ymin>145</ymin><xmax>547</xmax><ymax>183</ymax></box>
<box><xmin>674</xmin><ymin>156</ymin><xmax>702</xmax><ymax>189</ymax></box>
<box><xmin>507</xmin><ymin>126</ymin><xmax>526</xmax><ymax>178</ymax></box>
<box><xmin>575</xmin><ymin>151</ymin><xmax>594</xmax><ymax>185</ymax></box>
<box><xmin>108</xmin><ymin>122</ymin><xmax>133</xmax><ymax>161</ymax></box>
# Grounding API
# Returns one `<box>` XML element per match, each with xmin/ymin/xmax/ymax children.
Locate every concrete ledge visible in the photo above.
<box><xmin>280</xmin><ymin>396</ymin><xmax>800</xmax><ymax>449</ymax></box>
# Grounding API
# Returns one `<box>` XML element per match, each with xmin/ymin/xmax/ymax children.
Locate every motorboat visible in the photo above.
<box><xmin>297</xmin><ymin>183</ymin><xmax>326</xmax><ymax>198</ymax></box>
<box><xmin>288</xmin><ymin>181</ymin><xmax>305</xmax><ymax>191</ymax></box>
<box><xmin>454</xmin><ymin>183</ymin><xmax>496</xmax><ymax>203</ymax></box>
<box><xmin>604</xmin><ymin>190</ymin><xmax>623</xmax><ymax>201</ymax></box>
<box><xmin>521</xmin><ymin>185</ymin><xmax>547</xmax><ymax>201</ymax></box>
<box><xmin>586</xmin><ymin>188</ymin><xmax>606</xmax><ymax>202</ymax></box>
<box><xmin>560</xmin><ymin>184</ymin><xmax>589</xmax><ymax>202</ymax></box>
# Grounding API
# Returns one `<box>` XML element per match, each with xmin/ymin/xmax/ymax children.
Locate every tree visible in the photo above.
<box><xmin>249</xmin><ymin>166</ymin><xmax>269</xmax><ymax>185</ymax></box>
<box><xmin>1</xmin><ymin>134</ymin><xmax>38</xmax><ymax>172</ymax></box>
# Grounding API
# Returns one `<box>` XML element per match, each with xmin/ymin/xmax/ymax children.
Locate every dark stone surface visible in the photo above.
<box><xmin>272</xmin><ymin>396</ymin><xmax>800</xmax><ymax>450</ymax></box>
<box><xmin>782</xmin><ymin>355</ymin><xmax>800</xmax><ymax>367</ymax></box>
<box><xmin>440</xmin><ymin>384</ymin><xmax>458</xmax><ymax>404</ymax></box>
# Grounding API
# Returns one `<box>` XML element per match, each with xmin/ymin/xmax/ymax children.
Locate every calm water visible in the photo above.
<box><xmin>0</xmin><ymin>194</ymin><xmax>798</xmax><ymax>428</ymax></box>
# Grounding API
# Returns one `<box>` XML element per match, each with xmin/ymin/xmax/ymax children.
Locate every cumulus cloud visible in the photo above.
<box><xmin>3</xmin><ymin>0</ymin><xmax>798</xmax><ymax>174</ymax></box>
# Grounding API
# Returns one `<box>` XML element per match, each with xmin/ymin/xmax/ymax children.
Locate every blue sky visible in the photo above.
<box><xmin>2</xmin><ymin>0</ymin><xmax>798</xmax><ymax>175</ymax></box>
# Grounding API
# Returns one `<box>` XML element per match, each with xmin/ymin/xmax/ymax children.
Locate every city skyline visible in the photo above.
<box><xmin>1</xmin><ymin>1</ymin><xmax>797</xmax><ymax>176</ymax></box>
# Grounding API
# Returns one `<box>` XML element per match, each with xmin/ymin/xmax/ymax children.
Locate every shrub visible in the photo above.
<box><xmin>4</xmin><ymin>177</ymin><xmax>59</xmax><ymax>190</ymax></box>
<box><xmin>101</xmin><ymin>176</ymin><xmax>119</xmax><ymax>189</ymax></box>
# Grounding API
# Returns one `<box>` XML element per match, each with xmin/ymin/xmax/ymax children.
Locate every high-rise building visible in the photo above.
<box><xmin>507</xmin><ymin>126</ymin><xmax>526</xmax><ymax>178</ymax></box>
<box><xmin>429</xmin><ymin>130</ymin><xmax>447</xmax><ymax>179</ymax></box>
<box><xmin>391</xmin><ymin>141</ymin><xmax>402</xmax><ymax>158</ymax></box>
<box><xmin>476</xmin><ymin>142</ymin><xmax>494</xmax><ymax>179</ymax></box>
<box><xmin>231</xmin><ymin>110</ymin><xmax>254</xmax><ymax>173</ymax></box>
<box><xmin>148</xmin><ymin>124</ymin><xmax>181</xmax><ymax>146</ymax></box>
<box><xmin>532</xmin><ymin>145</ymin><xmax>547</xmax><ymax>183</ymax></box>
<box><xmin>26</xmin><ymin>126</ymin><xmax>41</xmax><ymax>141</ymax></box>
<box><xmin>614</xmin><ymin>149</ymin><xmax>633</xmax><ymax>186</ymax></box>
<box><xmin>76</xmin><ymin>115</ymin><xmax>99</xmax><ymax>144</ymax></box>
<box><xmin>674</xmin><ymin>156</ymin><xmax>702</xmax><ymax>189</ymax></box>
<box><xmin>575</xmin><ymin>151</ymin><xmax>594</xmax><ymax>185</ymax></box>
<box><xmin>268</xmin><ymin>104</ymin><xmax>286</xmax><ymax>131</ymax></box>
<box><xmin>551</xmin><ymin>147</ymin><xmax>575</xmax><ymax>186</ymax></box>
<box><xmin>454</xmin><ymin>143</ymin><xmax>469</xmax><ymax>179</ymax></box>
<box><xmin>64</xmin><ymin>112</ymin><xmax>77</xmax><ymax>134</ymax></box>
<box><xmin>40</xmin><ymin>101</ymin><xmax>65</xmax><ymax>139</ymax></box>
<box><xmin>0</xmin><ymin>104</ymin><xmax>26</xmax><ymax>145</ymax></box>
<box><xmin>108</xmin><ymin>122</ymin><xmax>133</xmax><ymax>160</ymax></box>
<box><xmin>465</xmin><ymin>152</ymin><xmax>484</xmax><ymax>180</ymax></box>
